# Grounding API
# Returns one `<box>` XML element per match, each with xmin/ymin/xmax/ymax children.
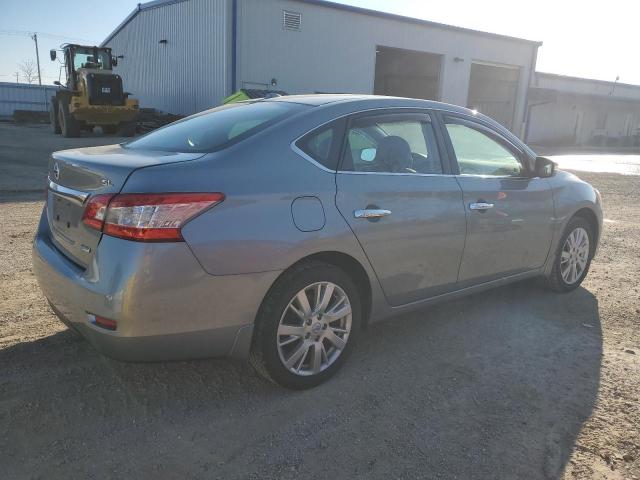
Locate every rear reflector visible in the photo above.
<box><xmin>83</xmin><ymin>192</ymin><xmax>224</xmax><ymax>242</ymax></box>
<box><xmin>91</xmin><ymin>314</ymin><xmax>118</xmax><ymax>331</ymax></box>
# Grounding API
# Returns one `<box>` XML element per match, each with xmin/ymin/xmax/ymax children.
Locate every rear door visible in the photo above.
<box><xmin>335</xmin><ymin>111</ymin><xmax>466</xmax><ymax>306</ymax></box>
<box><xmin>441</xmin><ymin>115</ymin><xmax>554</xmax><ymax>285</ymax></box>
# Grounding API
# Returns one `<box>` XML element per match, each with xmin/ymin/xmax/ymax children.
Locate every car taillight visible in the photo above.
<box><xmin>82</xmin><ymin>192</ymin><xmax>224</xmax><ymax>242</ymax></box>
<box><xmin>82</xmin><ymin>194</ymin><xmax>116</xmax><ymax>230</ymax></box>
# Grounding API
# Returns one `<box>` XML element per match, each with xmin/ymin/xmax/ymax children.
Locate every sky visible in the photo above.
<box><xmin>1</xmin><ymin>0</ymin><xmax>638</xmax><ymax>85</ymax></box>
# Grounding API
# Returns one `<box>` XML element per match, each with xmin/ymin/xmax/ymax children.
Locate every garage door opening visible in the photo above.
<box><xmin>374</xmin><ymin>46</ymin><xmax>442</xmax><ymax>101</ymax></box>
<box><xmin>467</xmin><ymin>62</ymin><xmax>520</xmax><ymax>131</ymax></box>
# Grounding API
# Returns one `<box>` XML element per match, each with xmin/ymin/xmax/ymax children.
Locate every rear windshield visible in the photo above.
<box><xmin>125</xmin><ymin>101</ymin><xmax>308</xmax><ymax>153</ymax></box>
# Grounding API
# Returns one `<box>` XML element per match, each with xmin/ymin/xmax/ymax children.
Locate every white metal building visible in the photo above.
<box><xmin>527</xmin><ymin>72</ymin><xmax>640</xmax><ymax>146</ymax></box>
<box><xmin>0</xmin><ymin>82</ymin><xmax>57</xmax><ymax>117</ymax></box>
<box><xmin>102</xmin><ymin>0</ymin><xmax>541</xmax><ymax>134</ymax></box>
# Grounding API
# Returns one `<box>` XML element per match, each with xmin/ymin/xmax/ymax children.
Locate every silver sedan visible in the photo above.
<box><xmin>33</xmin><ymin>95</ymin><xmax>602</xmax><ymax>389</ymax></box>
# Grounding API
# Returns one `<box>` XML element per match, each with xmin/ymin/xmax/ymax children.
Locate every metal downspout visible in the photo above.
<box><xmin>523</xmin><ymin>43</ymin><xmax>541</xmax><ymax>143</ymax></box>
<box><xmin>231</xmin><ymin>0</ymin><xmax>238</xmax><ymax>93</ymax></box>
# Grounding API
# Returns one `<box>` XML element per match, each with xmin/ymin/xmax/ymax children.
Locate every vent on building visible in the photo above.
<box><xmin>283</xmin><ymin>10</ymin><xmax>302</xmax><ymax>31</ymax></box>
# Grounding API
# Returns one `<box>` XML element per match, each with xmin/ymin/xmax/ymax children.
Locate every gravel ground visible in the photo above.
<box><xmin>0</xmin><ymin>124</ymin><xmax>638</xmax><ymax>479</ymax></box>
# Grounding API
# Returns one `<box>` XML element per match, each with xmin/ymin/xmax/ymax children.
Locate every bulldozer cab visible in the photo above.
<box><xmin>51</xmin><ymin>44</ymin><xmax>116</xmax><ymax>90</ymax></box>
<box><xmin>49</xmin><ymin>44</ymin><xmax>138</xmax><ymax>138</ymax></box>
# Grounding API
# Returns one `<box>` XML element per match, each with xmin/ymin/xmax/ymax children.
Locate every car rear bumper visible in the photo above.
<box><xmin>32</xmin><ymin>209</ymin><xmax>280</xmax><ymax>362</ymax></box>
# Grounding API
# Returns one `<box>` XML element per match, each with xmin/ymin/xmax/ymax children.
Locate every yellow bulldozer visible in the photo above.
<box><xmin>49</xmin><ymin>44</ymin><xmax>138</xmax><ymax>137</ymax></box>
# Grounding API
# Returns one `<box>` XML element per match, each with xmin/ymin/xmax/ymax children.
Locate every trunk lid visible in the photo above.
<box><xmin>46</xmin><ymin>144</ymin><xmax>205</xmax><ymax>267</ymax></box>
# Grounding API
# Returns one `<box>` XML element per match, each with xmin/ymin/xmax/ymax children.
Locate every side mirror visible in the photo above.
<box><xmin>53</xmin><ymin>80</ymin><xmax>61</xmax><ymax>86</ymax></box>
<box><xmin>534</xmin><ymin>156</ymin><xmax>556</xmax><ymax>178</ymax></box>
<box><xmin>112</xmin><ymin>56</ymin><xmax>118</xmax><ymax>67</ymax></box>
<box><xmin>360</xmin><ymin>148</ymin><xmax>377</xmax><ymax>162</ymax></box>
<box><xmin>49</xmin><ymin>49</ymin><xmax>57</xmax><ymax>61</ymax></box>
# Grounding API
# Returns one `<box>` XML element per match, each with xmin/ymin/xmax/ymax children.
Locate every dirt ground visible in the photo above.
<box><xmin>0</xmin><ymin>124</ymin><xmax>638</xmax><ymax>479</ymax></box>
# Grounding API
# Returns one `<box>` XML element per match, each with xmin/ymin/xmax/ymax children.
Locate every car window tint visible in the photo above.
<box><xmin>126</xmin><ymin>102</ymin><xmax>308</xmax><ymax>153</ymax></box>
<box><xmin>445</xmin><ymin>123</ymin><xmax>523</xmax><ymax>176</ymax></box>
<box><xmin>379</xmin><ymin>121</ymin><xmax>428</xmax><ymax>156</ymax></box>
<box><xmin>297</xmin><ymin>126</ymin><xmax>336</xmax><ymax>169</ymax></box>
<box><xmin>342</xmin><ymin>115</ymin><xmax>442</xmax><ymax>174</ymax></box>
<box><xmin>348</xmin><ymin>128</ymin><xmax>376</xmax><ymax>153</ymax></box>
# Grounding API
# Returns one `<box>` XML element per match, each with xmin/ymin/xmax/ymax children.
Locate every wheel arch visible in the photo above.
<box><xmin>257</xmin><ymin>251</ymin><xmax>373</xmax><ymax>329</ymax></box>
<box><xmin>572</xmin><ymin>207</ymin><xmax>600</xmax><ymax>251</ymax></box>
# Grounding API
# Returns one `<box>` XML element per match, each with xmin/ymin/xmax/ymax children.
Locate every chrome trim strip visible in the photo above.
<box><xmin>354</xmin><ymin>209</ymin><xmax>392</xmax><ymax>219</ymax></box>
<box><xmin>290</xmin><ymin>106</ymin><xmax>437</xmax><ymax>174</ymax></box>
<box><xmin>469</xmin><ymin>202</ymin><xmax>495</xmax><ymax>210</ymax></box>
<box><xmin>47</xmin><ymin>178</ymin><xmax>89</xmax><ymax>203</ymax></box>
<box><xmin>456</xmin><ymin>173</ymin><xmax>533</xmax><ymax>179</ymax></box>
<box><xmin>336</xmin><ymin>171</ymin><xmax>456</xmax><ymax>178</ymax></box>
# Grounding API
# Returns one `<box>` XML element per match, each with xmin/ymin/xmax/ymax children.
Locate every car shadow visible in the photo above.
<box><xmin>0</xmin><ymin>282</ymin><xmax>601</xmax><ymax>479</ymax></box>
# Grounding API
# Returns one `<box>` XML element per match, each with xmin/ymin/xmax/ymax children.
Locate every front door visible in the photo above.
<box><xmin>443</xmin><ymin>116</ymin><xmax>554</xmax><ymax>285</ymax></box>
<box><xmin>335</xmin><ymin>111</ymin><xmax>467</xmax><ymax>306</ymax></box>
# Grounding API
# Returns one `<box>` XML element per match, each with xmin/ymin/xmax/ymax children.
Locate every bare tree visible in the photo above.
<box><xmin>18</xmin><ymin>60</ymin><xmax>38</xmax><ymax>84</ymax></box>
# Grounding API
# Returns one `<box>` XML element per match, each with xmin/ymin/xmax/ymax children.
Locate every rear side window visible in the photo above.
<box><xmin>125</xmin><ymin>101</ymin><xmax>308</xmax><ymax>153</ymax></box>
<box><xmin>296</xmin><ymin>125</ymin><xmax>338</xmax><ymax>170</ymax></box>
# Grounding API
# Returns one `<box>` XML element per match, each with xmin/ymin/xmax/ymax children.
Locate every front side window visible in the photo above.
<box><xmin>341</xmin><ymin>114</ymin><xmax>442</xmax><ymax>174</ymax></box>
<box><xmin>126</xmin><ymin>101</ymin><xmax>308</xmax><ymax>153</ymax></box>
<box><xmin>445</xmin><ymin>123</ymin><xmax>523</xmax><ymax>177</ymax></box>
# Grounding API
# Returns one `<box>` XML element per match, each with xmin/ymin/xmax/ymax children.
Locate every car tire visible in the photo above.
<box><xmin>544</xmin><ymin>216</ymin><xmax>594</xmax><ymax>292</ymax></box>
<box><xmin>49</xmin><ymin>98</ymin><xmax>61</xmax><ymax>134</ymax></box>
<box><xmin>250</xmin><ymin>261</ymin><xmax>361</xmax><ymax>389</ymax></box>
<box><xmin>58</xmin><ymin>101</ymin><xmax>81</xmax><ymax>138</ymax></box>
<box><xmin>102</xmin><ymin>125</ymin><xmax>118</xmax><ymax>134</ymax></box>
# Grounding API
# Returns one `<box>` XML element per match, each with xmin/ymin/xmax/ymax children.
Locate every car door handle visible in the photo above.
<box><xmin>469</xmin><ymin>202</ymin><xmax>494</xmax><ymax>211</ymax></box>
<box><xmin>354</xmin><ymin>209</ymin><xmax>392</xmax><ymax>219</ymax></box>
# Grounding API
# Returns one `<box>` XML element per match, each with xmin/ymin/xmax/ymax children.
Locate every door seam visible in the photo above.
<box><xmin>453</xmin><ymin>175</ymin><xmax>469</xmax><ymax>283</ymax></box>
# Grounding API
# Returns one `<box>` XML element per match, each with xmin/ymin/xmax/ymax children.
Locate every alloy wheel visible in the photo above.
<box><xmin>560</xmin><ymin>227</ymin><xmax>590</xmax><ymax>284</ymax></box>
<box><xmin>277</xmin><ymin>282</ymin><xmax>352</xmax><ymax>376</ymax></box>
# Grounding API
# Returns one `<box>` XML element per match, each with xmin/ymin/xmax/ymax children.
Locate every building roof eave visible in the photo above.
<box><xmin>537</xmin><ymin>71</ymin><xmax>640</xmax><ymax>90</ymax></box>
<box><xmin>100</xmin><ymin>0</ymin><xmax>189</xmax><ymax>47</ymax></box>
<box><xmin>292</xmin><ymin>0</ymin><xmax>542</xmax><ymax>46</ymax></box>
<box><xmin>100</xmin><ymin>0</ymin><xmax>542</xmax><ymax>48</ymax></box>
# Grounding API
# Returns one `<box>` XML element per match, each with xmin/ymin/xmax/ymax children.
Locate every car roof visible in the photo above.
<box><xmin>265</xmin><ymin>94</ymin><xmax>372</xmax><ymax>106</ymax></box>
<box><xmin>265</xmin><ymin>93</ymin><xmax>474</xmax><ymax>115</ymax></box>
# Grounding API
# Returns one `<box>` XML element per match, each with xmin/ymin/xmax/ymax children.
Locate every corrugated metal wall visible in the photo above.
<box><xmin>101</xmin><ymin>0</ymin><xmax>537</xmax><ymax>132</ymax></box>
<box><xmin>104</xmin><ymin>0</ymin><xmax>231</xmax><ymax>115</ymax></box>
<box><xmin>0</xmin><ymin>82</ymin><xmax>58</xmax><ymax>117</ymax></box>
